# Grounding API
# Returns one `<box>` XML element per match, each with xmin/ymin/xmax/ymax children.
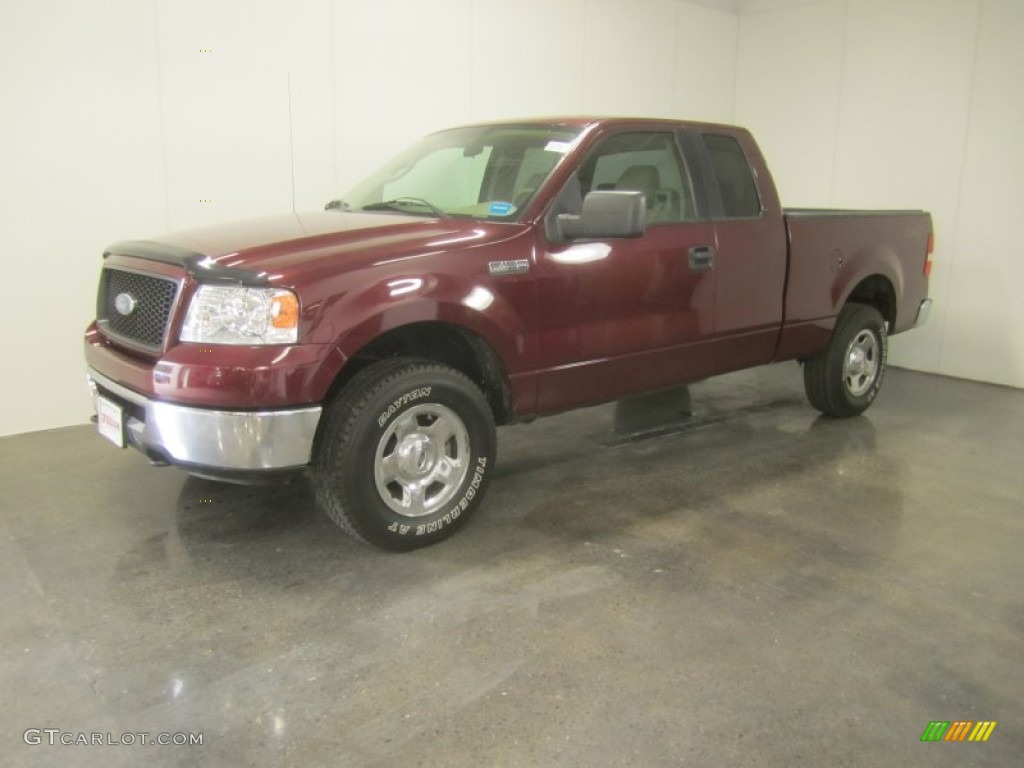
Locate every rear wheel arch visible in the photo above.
<box><xmin>843</xmin><ymin>274</ymin><xmax>897</xmax><ymax>329</ymax></box>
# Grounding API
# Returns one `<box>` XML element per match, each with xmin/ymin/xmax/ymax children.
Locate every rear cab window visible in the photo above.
<box><xmin>701</xmin><ymin>134</ymin><xmax>763</xmax><ymax>219</ymax></box>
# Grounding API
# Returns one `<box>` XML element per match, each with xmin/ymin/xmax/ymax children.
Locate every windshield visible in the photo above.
<box><xmin>341</xmin><ymin>124</ymin><xmax>582</xmax><ymax>221</ymax></box>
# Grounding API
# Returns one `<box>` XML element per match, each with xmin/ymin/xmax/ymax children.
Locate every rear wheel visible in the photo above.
<box><xmin>312</xmin><ymin>359</ymin><xmax>496</xmax><ymax>550</ymax></box>
<box><xmin>803</xmin><ymin>303</ymin><xmax>888</xmax><ymax>418</ymax></box>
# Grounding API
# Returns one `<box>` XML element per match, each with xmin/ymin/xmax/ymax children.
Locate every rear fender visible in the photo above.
<box><xmin>834</xmin><ymin>246</ymin><xmax>903</xmax><ymax>325</ymax></box>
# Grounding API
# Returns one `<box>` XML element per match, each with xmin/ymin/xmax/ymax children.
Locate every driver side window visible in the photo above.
<box><xmin>581</xmin><ymin>132</ymin><xmax>696</xmax><ymax>224</ymax></box>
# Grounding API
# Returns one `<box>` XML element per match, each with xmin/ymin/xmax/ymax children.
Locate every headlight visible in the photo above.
<box><xmin>180</xmin><ymin>285</ymin><xmax>299</xmax><ymax>345</ymax></box>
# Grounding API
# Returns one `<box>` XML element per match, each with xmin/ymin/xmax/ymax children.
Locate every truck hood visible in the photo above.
<box><xmin>106</xmin><ymin>211</ymin><xmax>526</xmax><ymax>285</ymax></box>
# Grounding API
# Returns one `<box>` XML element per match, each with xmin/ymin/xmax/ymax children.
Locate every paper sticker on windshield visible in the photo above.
<box><xmin>489</xmin><ymin>202</ymin><xmax>515</xmax><ymax>217</ymax></box>
<box><xmin>544</xmin><ymin>140</ymin><xmax>572</xmax><ymax>154</ymax></box>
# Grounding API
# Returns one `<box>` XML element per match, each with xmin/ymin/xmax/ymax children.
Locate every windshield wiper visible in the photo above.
<box><xmin>362</xmin><ymin>197</ymin><xmax>448</xmax><ymax>219</ymax></box>
<box><xmin>324</xmin><ymin>199</ymin><xmax>353</xmax><ymax>211</ymax></box>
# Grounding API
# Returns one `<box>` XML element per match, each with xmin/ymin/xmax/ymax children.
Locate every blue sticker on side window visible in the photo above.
<box><xmin>489</xmin><ymin>202</ymin><xmax>515</xmax><ymax>217</ymax></box>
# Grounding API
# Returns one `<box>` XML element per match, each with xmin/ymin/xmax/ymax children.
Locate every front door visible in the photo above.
<box><xmin>534</xmin><ymin>130</ymin><xmax>719</xmax><ymax>414</ymax></box>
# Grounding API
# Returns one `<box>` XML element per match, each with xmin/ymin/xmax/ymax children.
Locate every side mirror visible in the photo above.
<box><xmin>557</xmin><ymin>190</ymin><xmax>646</xmax><ymax>240</ymax></box>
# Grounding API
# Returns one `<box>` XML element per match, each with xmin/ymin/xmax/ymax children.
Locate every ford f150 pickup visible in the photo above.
<box><xmin>85</xmin><ymin>117</ymin><xmax>933</xmax><ymax>550</ymax></box>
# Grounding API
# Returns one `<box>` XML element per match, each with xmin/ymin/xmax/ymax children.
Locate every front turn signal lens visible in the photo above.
<box><xmin>270</xmin><ymin>292</ymin><xmax>299</xmax><ymax>329</ymax></box>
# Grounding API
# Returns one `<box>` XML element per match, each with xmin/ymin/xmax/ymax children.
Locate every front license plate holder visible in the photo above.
<box><xmin>96</xmin><ymin>396</ymin><xmax>125</xmax><ymax>448</ymax></box>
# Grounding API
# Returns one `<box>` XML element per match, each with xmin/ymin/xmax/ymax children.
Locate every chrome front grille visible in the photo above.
<box><xmin>97</xmin><ymin>267</ymin><xmax>179</xmax><ymax>351</ymax></box>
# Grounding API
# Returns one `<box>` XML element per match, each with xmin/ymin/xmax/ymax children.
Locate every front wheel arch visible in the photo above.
<box><xmin>326</xmin><ymin>321</ymin><xmax>515</xmax><ymax>425</ymax></box>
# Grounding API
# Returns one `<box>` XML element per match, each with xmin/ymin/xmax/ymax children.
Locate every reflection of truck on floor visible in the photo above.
<box><xmin>85</xmin><ymin>117</ymin><xmax>933</xmax><ymax>550</ymax></box>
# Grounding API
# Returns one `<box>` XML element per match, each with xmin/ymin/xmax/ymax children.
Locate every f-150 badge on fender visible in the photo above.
<box><xmin>488</xmin><ymin>259</ymin><xmax>529</xmax><ymax>276</ymax></box>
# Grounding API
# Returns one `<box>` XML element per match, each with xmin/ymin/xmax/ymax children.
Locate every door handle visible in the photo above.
<box><xmin>688</xmin><ymin>246</ymin><xmax>716</xmax><ymax>272</ymax></box>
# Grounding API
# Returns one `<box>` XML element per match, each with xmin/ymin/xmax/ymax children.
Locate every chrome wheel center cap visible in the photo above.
<box><xmin>374</xmin><ymin>403</ymin><xmax>471</xmax><ymax>518</ymax></box>
<box><xmin>397</xmin><ymin>434</ymin><xmax>436</xmax><ymax>477</ymax></box>
<box><xmin>848</xmin><ymin>348</ymin><xmax>867</xmax><ymax>376</ymax></box>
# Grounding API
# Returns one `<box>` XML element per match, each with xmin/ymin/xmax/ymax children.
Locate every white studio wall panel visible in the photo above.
<box><xmin>0</xmin><ymin>0</ymin><xmax>166</xmax><ymax>436</ymax></box>
<box><xmin>832</xmin><ymin>0</ymin><xmax>979</xmax><ymax>374</ymax></box>
<box><xmin>736</xmin><ymin>0</ymin><xmax>1023</xmax><ymax>389</ymax></box>
<box><xmin>332</xmin><ymin>0</ymin><xmax>474</xmax><ymax>193</ymax></box>
<box><xmin>734</xmin><ymin>0</ymin><xmax>846</xmax><ymax>205</ymax></box>
<box><xmin>471</xmin><ymin>0</ymin><xmax>587</xmax><ymax>121</ymax></box>
<box><xmin>940</xmin><ymin>0</ymin><xmax>1024</xmax><ymax>386</ymax></box>
<box><xmin>6</xmin><ymin>0</ymin><xmax>1019</xmax><ymax>437</ymax></box>
<box><xmin>269</xmin><ymin>0</ymin><xmax>336</xmax><ymax>212</ymax></box>
<box><xmin>583</xmin><ymin>0</ymin><xmax>681</xmax><ymax>117</ymax></box>
<box><xmin>674</xmin><ymin>3</ymin><xmax>739</xmax><ymax>123</ymax></box>
<box><xmin>4</xmin><ymin>0</ymin><xmax>1020</xmax><ymax>438</ymax></box>
<box><xmin>5</xmin><ymin>0</ymin><xmax>877</xmax><ymax>438</ymax></box>
<box><xmin>156</xmin><ymin>0</ymin><xmax>294</xmax><ymax>230</ymax></box>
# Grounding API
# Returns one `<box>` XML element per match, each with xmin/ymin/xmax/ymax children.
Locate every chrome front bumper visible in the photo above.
<box><xmin>86</xmin><ymin>368</ymin><xmax>322</xmax><ymax>472</ymax></box>
<box><xmin>914</xmin><ymin>298</ymin><xmax>933</xmax><ymax>328</ymax></box>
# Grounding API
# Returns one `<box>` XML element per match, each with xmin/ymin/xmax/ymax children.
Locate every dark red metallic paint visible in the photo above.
<box><xmin>86</xmin><ymin>118</ymin><xmax>932</xmax><ymax>423</ymax></box>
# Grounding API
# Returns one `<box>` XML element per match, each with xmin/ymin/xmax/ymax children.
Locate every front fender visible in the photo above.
<box><xmin>327</xmin><ymin>273</ymin><xmax>533</xmax><ymax>374</ymax></box>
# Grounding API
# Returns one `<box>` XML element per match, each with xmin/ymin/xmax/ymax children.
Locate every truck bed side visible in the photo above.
<box><xmin>776</xmin><ymin>209</ymin><xmax>932</xmax><ymax>361</ymax></box>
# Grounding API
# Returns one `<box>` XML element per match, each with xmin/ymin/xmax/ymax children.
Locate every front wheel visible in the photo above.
<box><xmin>803</xmin><ymin>303</ymin><xmax>888</xmax><ymax>418</ymax></box>
<box><xmin>312</xmin><ymin>359</ymin><xmax>496</xmax><ymax>551</ymax></box>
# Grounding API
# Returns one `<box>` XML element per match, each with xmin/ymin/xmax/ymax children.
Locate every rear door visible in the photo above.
<box><xmin>684</xmin><ymin>129</ymin><xmax>788</xmax><ymax>370</ymax></box>
<box><xmin>534</xmin><ymin>129</ymin><xmax>718</xmax><ymax>413</ymax></box>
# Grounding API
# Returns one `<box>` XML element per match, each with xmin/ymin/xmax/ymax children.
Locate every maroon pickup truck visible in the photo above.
<box><xmin>85</xmin><ymin>117</ymin><xmax>933</xmax><ymax>550</ymax></box>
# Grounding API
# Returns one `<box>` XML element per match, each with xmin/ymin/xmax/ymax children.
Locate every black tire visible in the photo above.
<box><xmin>312</xmin><ymin>359</ymin><xmax>496</xmax><ymax>551</ymax></box>
<box><xmin>803</xmin><ymin>303</ymin><xmax>888</xmax><ymax>418</ymax></box>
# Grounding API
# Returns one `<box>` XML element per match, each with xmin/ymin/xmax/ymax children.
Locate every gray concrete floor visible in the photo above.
<box><xmin>1</xmin><ymin>365</ymin><xmax>1021</xmax><ymax>767</ymax></box>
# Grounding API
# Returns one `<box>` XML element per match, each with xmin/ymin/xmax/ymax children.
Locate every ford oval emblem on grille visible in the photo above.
<box><xmin>114</xmin><ymin>292</ymin><xmax>137</xmax><ymax>316</ymax></box>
